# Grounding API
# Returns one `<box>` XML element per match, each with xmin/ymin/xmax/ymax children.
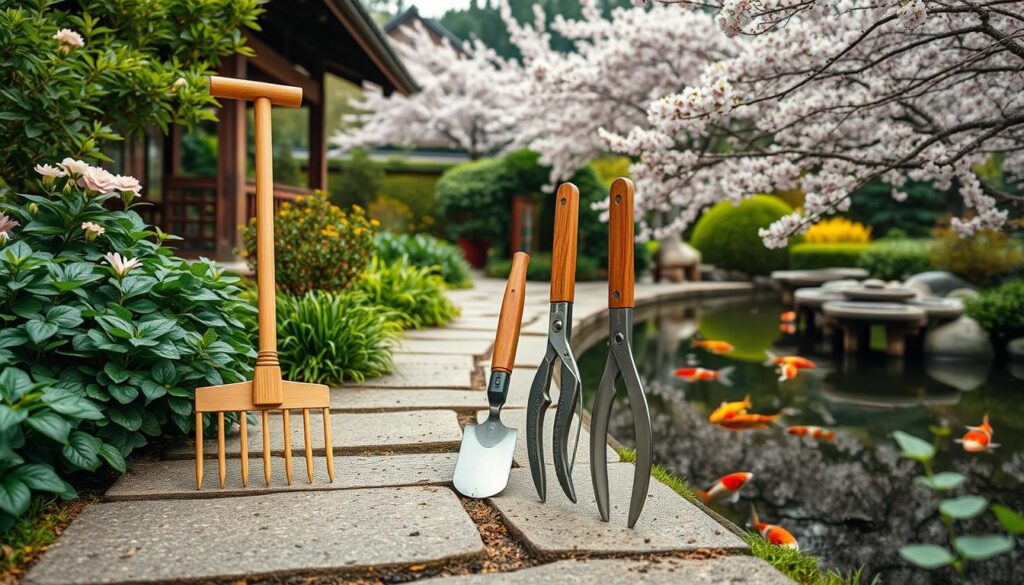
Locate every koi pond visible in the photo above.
<box><xmin>577</xmin><ymin>291</ymin><xmax>1023</xmax><ymax>584</ymax></box>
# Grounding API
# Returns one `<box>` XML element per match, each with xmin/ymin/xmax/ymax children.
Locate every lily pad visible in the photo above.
<box><xmin>915</xmin><ymin>472</ymin><xmax>966</xmax><ymax>491</ymax></box>
<box><xmin>893</xmin><ymin>430</ymin><xmax>935</xmax><ymax>462</ymax></box>
<box><xmin>899</xmin><ymin>544</ymin><xmax>955</xmax><ymax>569</ymax></box>
<box><xmin>940</xmin><ymin>495</ymin><xmax>988</xmax><ymax>520</ymax></box>
<box><xmin>954</xmin><ymin>535</ymin><xmax>1013</xmax><ymax>560</ymax></box>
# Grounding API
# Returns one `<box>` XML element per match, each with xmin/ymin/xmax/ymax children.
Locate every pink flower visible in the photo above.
<box><xmin>103</xmin><ymin>252</ymin><xmax>142</xmax><ymax>277</ymax></box>
<box><xmin>34</xmin><ymin>163</ymin><xmax>66</xmax><ymax>179</ymax></box>
<box><xmin>0</xmin><ymin>213</ymin><xmax>20</xmax><ymax>244</ymax></box>
<box><xmin>53</xmin><ymin>29</ymin><xmax>84</xmax><ymax>52</ymax></box>
<box><xmin>59</xmin><ymin>158</ymin><xmax>90</xmax><ymax>177</ymax></box>
<box><xmin>114</xmin><ymin>174</ymin><xmax>142</xmax><ymax>196</ymax></box>
<box><xmin>78</xmin><ymin>166</ymin><xmax>120</xmax><ymax>194</ymax></box>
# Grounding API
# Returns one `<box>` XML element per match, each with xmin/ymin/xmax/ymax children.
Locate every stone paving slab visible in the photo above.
<box><xmin>421</xmin><ymin>556</ymin><xmax>792</xmax><ymax>584</ymax></box>
<box><xmin>395</xmin><ymin>338</ymin><xmax>495</xmax><ymax>358</ymax></box>
<box><xmin>165</xmin><ymin>410</ymin><xmax>463</xmax><ymax>459</ymax></box>
<box><xmin>106</xmin><ymin>453</ymin><xmax>459</xmax><ymax>501</ymax></box>
<box><xmin>489</xmin><ymin>464</ymin><xmax>745</xmax><ymax>555</ymax></box>
<box><xmin>475</xmin><ymin>410</ymin><xmax>618</xmax><ymax>466</ymax></box>
<box><xmin>333</xmin><ymin>387</ymin><xmax>489</xmax><ymax>411</ymax></box>
<box><xmin>347</xmin><ymin>353</ymin><xmax>476</xmax><ymax>389</ymax></box>
<box><xmin>26</xmin><ymin>487</ymin><xmax>483</xmax><ymax>585</ymax></box>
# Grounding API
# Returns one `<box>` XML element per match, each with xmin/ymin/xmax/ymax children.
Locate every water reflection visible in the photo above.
<box><xmin>577</xmin><ymin>292</ymin><xmax>1023</xmax><ymax>584</ymax></box>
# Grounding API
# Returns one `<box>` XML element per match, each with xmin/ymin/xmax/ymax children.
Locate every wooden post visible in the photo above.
<box><xmin>215</xmin><ymin>54</ymin><xmax>248</xmax><ymax>262</ymax></box>
<box><xmin>307</xmin><ymin>72</ymin><xmax>327</xmax><ymax>191</ymax></box>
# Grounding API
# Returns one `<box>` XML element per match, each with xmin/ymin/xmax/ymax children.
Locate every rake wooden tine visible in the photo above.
<box><xmin>282</xmin><ymin>409</ymin><xmax>293</xmax><ymax>485</ymax></box>
<box><xmin>195</xmin><ymin>412</ymin><xmax>203</xmax><ymax>490</ymax></box>
<box><xmin>323</xmin><ymin>407</ymin><xmax>334</xmax><ymax>482</ymax></box>
<box><xmin>217</xmin><ymin>413</ymin><xmax>226</xmax><ymax>489</ymax></box>
<box><xmin>302</xmin><ymin>409</ymin><xmax>314</xmax><ymax>483</ymax></box>
<box><xmin>240</xmin><ymin>412</ymin><xmax>249</xmax><ymax>487</ymax></box>
<box><xmin>262</xmin><ymin>410</ymin><xmax>272</xmax><ymax>486</ymax></box>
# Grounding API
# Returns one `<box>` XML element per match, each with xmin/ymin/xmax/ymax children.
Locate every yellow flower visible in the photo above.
<box><xmin>370</xmin><ymin>219</ymin><xmax>381</xmax><ymax>227</ymax></box>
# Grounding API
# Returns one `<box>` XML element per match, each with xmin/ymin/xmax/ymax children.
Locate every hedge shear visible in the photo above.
<box><xmin>527</xmin><ymin>183</ymin><xmax>583</xmax><ymax>503</ymax></box>
<box><xmin>590</xmin><ymin>177</ymin><xmax>653</xmax><ymax>528</ymax></box>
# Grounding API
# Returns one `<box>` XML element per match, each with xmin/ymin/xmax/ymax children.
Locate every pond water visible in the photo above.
<box><xmin>577</xmin><ymin>292</ymin><xmax>1023</xmax><ymax>584</ymax></box>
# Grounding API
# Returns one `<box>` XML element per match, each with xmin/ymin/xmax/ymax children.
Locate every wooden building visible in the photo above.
<box><xmin>117</xmin><ymin>0</ymin><xmax>416</xmax><ymax>261</ymax></box>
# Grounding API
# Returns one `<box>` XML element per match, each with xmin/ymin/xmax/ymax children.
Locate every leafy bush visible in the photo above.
<box><xmin>847</xmin><ymin>180</ymin><xmax>947</xmax><ymax>237</ymax></box>
<box><xmin>690</xmin><ymin>196</ymin><xmax>796</xmax><ymax>275</ymax></box>
<box><xmin>789</xmin><ymin>243</ymin><xmax>870</xmax><ymax>270</ymax></box>
<box><xmin>857</xmin><ymin>240</ymin><xmax>934</xmax><ymax>280</ymax></box>
<box><xmin>375</xmin><ymin>232</ymin><xmax>472</xmax><ymax>289</ymax></box>
<box><xmin>485</xmin><ymin>253</ymin><xmax>602</xmax><ymax>282</ymax></box>
<box><xmin>354</xmin><ymin>258</ymin><xmax>460</xmax><ymax>329</ymax></box>
<box><xmin>367</xmin><ymin>196</ymin><xmax>415</xmax><ymax>234</ymax></box>
<box><xmin>932</xmin><ymin>227</ymin><xmax>1023</xmax><ymax>286</ymax></box>
<box><xmin>327</xmin><ymin>148</ymin><xmax>383</xmax><ymax>209</ymax></box>
<box><xmin>0</xmin><ymin>0</ymin><xmax>261</xmax><ymax>193</ymax></box>
<box><xmin>435</xmin><ymin>157</ymin><xmax>516</xmax><ymax>242</ymax></box>
<box><xmin>804</xmin><ymin>218</ymin><xmax>871</xmax><ymax>243</ymax></box>
<box><xmin>241</xmin><ymin>192</ymin><xmax>377</xmax><ymax>295</ymax></box>
<box><xmin>275</xmin><ymin>290</ymin><xmax>399</xmax><ymax>386</ymax></box>
<box><xmin>0</xmin><ymin>163</ymin><xmax>255</xmax><ymax>528</ymax></box>
<box><xmin>965</xmin><ymin>280</ymin><xmax>1024</xmax><ymax>344</ymax></box>
<box><xmin>378</xmin><ymin>172</ymin><xmax>441</xmax><ymax>234</ymax></box>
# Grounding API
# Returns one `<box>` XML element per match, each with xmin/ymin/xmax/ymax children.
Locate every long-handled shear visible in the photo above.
<box><xmin>590</xmin><ymin>177</ymin><xmax>654</xmax><ymax>529</ymax></box>
<box><xmin>527</xmin><ymin>182</ymin><xmax>583</xmax><ymax>503</ymax></box>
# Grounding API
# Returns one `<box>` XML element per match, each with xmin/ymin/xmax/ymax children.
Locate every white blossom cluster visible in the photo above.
<box><xmin>516</xmin><ymin>0</ymin><xmax>1022</xmax><ymax>247</ymax></box>
<box><xmin>333</xmin><ymin>22</ymin><xmax>525</xmax><ymax>159</ymax></box>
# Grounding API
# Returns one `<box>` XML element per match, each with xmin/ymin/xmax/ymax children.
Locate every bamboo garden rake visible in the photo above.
<box><xmin>193</xmin><ymin>77</ymin><xmax>334</xmax><ymax>490</ymax></box>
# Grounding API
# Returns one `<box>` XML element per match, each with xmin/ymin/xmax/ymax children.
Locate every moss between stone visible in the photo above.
<box><xmin>1</xmin><ymin>496</ymin><xmax>91</xmax><ymax>579</ymax></box>
<box><xmin>617</xmin><ymin>448</ymin><xmax>870</xmax><ymax>585</ymax></box>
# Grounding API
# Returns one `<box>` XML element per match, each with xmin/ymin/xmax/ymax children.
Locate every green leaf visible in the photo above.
<box><xmin>10</xmin><ymin>296</ymin><xmax>42</xmax><ymax>318</ymax></box>
<box><xmin>992</xmin><ymin>504</ymin><xmax>1024</xmax><ymax>535</ymax></box>
<box><xmin>0</xmin><ymin>476</ymin><xmax>30</xmax><ymax>517</ymax></box>
<box><xmin>892</xmin><ymin>430</ymin><xmax>935</xmax><ymax>462</ymax></box>
<box><xmin>915</xmin><ymin>472</ymin><xmax>966</xmax><ymax>491</ymax></box>
<box><xmin>103</xmin><ymin>363</ymin><xmax>132</xmax><ymax>383</ymax></box>
<box><xmin>10</xmin><ymin>463</ymin><xmax>64</xmax><ymax>493</ymax></box>
<box><xmin>109</xmin><ymin>406</ymin><xmax>143</xmax><ymax>432</ymax></box>
<box><xmin>62</xmin><ymin>430</ymin><xmax>101</xmax><ymax>470</ymax></box>
<box><xmin>26</xmin><ymin>411</ymin><xmax>71</xmax><ymax>444</ymax></box>
<box><xmin>108</xmin><ymin>384</ymin><xmax>138</xmax><ymax>404</ymax></box>
<box><xmin>928</xmin><ymin>425</ymin><xmax>951</xmax><ymax>437</ymax></box>
<box><xmin>0</xmin><ymin>367</ymin><xmax>34</xmax><ymax>400</ymax></box>
<box><xmin>940</xmin><ymin>496</ymin><xmax>988</xmax><ymax>520</ymax></box>
<box><xmin>151</xmin><ymin>359</ymin><xmax>177</xmax><ymax>385</ymax></box>
<box><xmin>899</xmin><ymin>544</ymin><xmax>955</xmax><ymax>569</ymax></box>
<box><xmin>168</xmin><ymin>397</ymin><xmax>192</xmax><ymax>417</ymax></box>
<box><xmin>25</xmin><ymin>319</ymin><xmax>59</xmax><ymax>344</ymax></box>
<box><xmin>98</xmin><ymin>443</ymin><xmax>127</xmax><ymax>473</ymax></box>
<box><xmin>954</xmin><ymin>535</ymin><xmax>1014</xmax><ymax>560</ymax></box>
<box><xmin>46</xmin><ymin>395</ymin><xmax>104</xmax><ymax>421</ymax></box>
<box><xmin>46</xmin><ymin>305</ymin><xmax>83</xmax><ymax>328</ymax></box>
<box><xmin>0</xmin><ymin>405</ymin><xmax>28</xmax><ymax>431</ymax></box>
<box><xmin>139</xmin><ymin>380</ymin><xmax>166</xmax><ymax>402</ymax></box>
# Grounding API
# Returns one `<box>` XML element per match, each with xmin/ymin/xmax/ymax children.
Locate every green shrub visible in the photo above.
<box><xmin>932</xmin><ymin>227</ymin><xmax>1023</xmax><ymax>286</ymax></box>
<box><xmin>690</xmin><ymin>196</ymin><xmax>796</xmax><ymax>275</ymax></box>
<box><xmin>275</xmin><ymin>290</ymin><xmax>399</xmax><ymax>386</ymax></box>
<box><xmin>0</xmin><ymin>1</ymin><xmax>261</xmax><ymax>194</ymax></box>
<box><xmin>435</xmin><ymin>157</ymin><xmax>517</xmax><ymax>242</ymax></box>
<box><xmin>242</xmin><ymin>192</ymin><xmax>376</xmax><ymax>296</ymax></box>
<box><xmin>857</xmin><ymin>240</ymin><xmax>934</xmax><ymax>280</ymax></box>
<box><xmin>354</xmin><ymin>258</ymin><xmax>460</xmax><ymax>329</ymax></box>
<box><xmin>374</xmin><ymin>233</ymin><xmax>472</xmax><ymax>289</ymax></box>
<box><xmin>965</xmin><ymin>280</ymin><xmax>1024</xmax><ymax>344</ymax></box>
<box><xmin>485</xmin><ymin>253</ymin><xmax>602</xmax><ymax>282</ymax></box>
<box><xmin>0</xmin><ymin>164</ymin><xmax>255</xmax><ymax>528</ymax></box>
<box><xmin>327</xmin><ymin>148</ymin><xmax>383</xmax><ymax>208</ymax></box>
<box><xmin>789</xmin><ymin>243</ymin><xmax>870</xmax><ymax>270</ymax></box>
<box><xmin>378</xmin><ymin>173</ymin><xmax>440</xmax><ymax>234</ymax></box>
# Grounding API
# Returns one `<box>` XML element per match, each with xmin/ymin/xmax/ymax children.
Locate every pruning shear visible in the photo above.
<box><xmin>527</xmin><ymin>182</ymin><xmax>583</xmax><ymax>503</ymax></box>
<box><xmin>590</xmin><ymin>177</ymin><xmax>653</xmax><ymax>528</ymax></box>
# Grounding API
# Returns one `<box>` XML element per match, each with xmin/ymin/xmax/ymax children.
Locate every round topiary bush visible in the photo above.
<box><xmin>690</xmin><ymin>195</ymin><xmax>796</xmax><ymax>275</ymax></box>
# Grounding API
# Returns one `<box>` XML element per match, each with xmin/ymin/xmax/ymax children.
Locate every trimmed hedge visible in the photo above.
<box><xmin>435</xmin><ymin>157</ymin><xmax>517</xmax><ymax>242</ymax></box>
<box><xmin>789</xmin><ymin>243</ymin><xmax>870</xmax><ymax>270</ymax></box>
<box><xmin>965</xmin><ymin>280</ymin><xmax>1024</xmax><ymax>344</ymax></box>
<box><xmin>690</xmin><ymin>196</ymin><xmax>796</xmax><ymax>275</ymax></box>
<box><xmin>856</xmin><ymin>240</ymin><xmax>933</xmax><ymax>280</ymax></box>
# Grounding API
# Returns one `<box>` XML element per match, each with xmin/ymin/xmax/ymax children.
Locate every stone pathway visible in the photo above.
<box><xmin>26</xmin><ymin>276</ymin><xmax>788</xmax><ymax>584</ymax></box>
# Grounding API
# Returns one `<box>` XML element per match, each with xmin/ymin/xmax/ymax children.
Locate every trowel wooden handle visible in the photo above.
<box><xmin>208</xmin><ymin>76</ymin><xmax>303</xmax><ymax>108</ymax></box>
<box><xmin>492</xmin><ymin>252</ymin><xmax>529</xmax><ymax>373</ymax></box>
<box><xmin>608</xmin><ymin>178</ymin><xmax>635</xmax><ymax>309</ymax></box>
<box><xmin>550</xmin><ymin>183</ymin><xmax>579</xmax><ymax>303</ymax></box>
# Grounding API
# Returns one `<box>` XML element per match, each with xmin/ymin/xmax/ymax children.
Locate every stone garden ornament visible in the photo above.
<box><xmin>193</xmin><ymin>77</ymin><xmax>334</xmax><ymax>490</ymax></box>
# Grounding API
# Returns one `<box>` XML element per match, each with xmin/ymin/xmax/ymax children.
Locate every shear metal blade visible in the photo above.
<box><xmin>526</xmin><ymin>354</ymin><xmax>554</xmax><ymax>501</ymax></box>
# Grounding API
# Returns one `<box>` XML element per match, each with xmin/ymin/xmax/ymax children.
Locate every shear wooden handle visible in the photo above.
<box><xmin>550</xmin><ymin>182</ymin><xmax>580</xmax><ymax>303</ymax></box>
<box><xmin>608</xmin><ymin>178</ymin><xmax>635</xmax><ymax>309</ymax></box>
<box><xmin>208</xmin><ymin>76</ymin><xmax>303</xmax><ymax>108</ymax></box>
<box><xmin>492</xmin><ymin>252</ymin><xmax>530</xmax><ymax>373</ymax></box>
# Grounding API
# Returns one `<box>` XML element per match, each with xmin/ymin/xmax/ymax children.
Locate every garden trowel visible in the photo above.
<box><xmin>453</xmin><ymin>252</ymin><xmax>529</xmax><ymax>498</ymax></box>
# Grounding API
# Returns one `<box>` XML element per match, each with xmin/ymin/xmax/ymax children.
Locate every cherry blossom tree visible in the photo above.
<box><xmin>608</xmin><ymin>0</ymin><xmax>1024</xmax><ymax>246</ymax></box>
<box><xmin>333</xmin><ymin>22</ymin><xmax>524</xmax><ymax>160</ymax></box>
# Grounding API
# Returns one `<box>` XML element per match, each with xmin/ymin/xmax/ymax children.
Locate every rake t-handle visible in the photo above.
<box><xmin>208</xmin><ymin>77</ymin><xmax>302</xmax><ymax>406</ymax></box>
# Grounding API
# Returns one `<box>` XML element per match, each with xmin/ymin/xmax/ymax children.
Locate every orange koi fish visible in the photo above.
<box><xmin>718</xmin><ymin>413</ymin><xmax>780</xmax><ymax>431</ymax></box>
<box><xmin>777</xmin><ymin>361</ymin><xmax>800</xmax><ymax>382</ymax></box>
<box><xmin>692</xmin><ymin>339</ymin><xmax>735</xmax><ymax>354</ymax></box>
<box><xmin>780</xmin><ymin>311</ymin><xmax>797</xmax><ymax>323</ymax></box>
<box><xmin>697</xmin><ymin>472</ymin><xmax>753</xmax><ymax>504</ymax></box>
<box><xmin>751</xmin><ymin>505</ymin><xmax>799</xmax><ymax>549</ymax></box>
<box><xmin>787</xmin><ymin>425</ymin><xmax>836</xmax><ymax>440</ymax></box>
<box><xmin>708</xmin><ymin>394</ymin><xmax>752</xmax><ymax>423</ymax></box>
<box><xmin>955</xmin><ymin>414</ymin><xmax>998</xmax><ymax>453</ymax></box>
<box><xmin>675</xmin><ymin>366</ymin><xmax>734</xmax><ymax>386</ymax></box>
<box><xmin>780</xmin><ymin>323</ymin><xmax>797</xmax><ymax>334</ymax></box>
<box><xmin>764</xmin><ymin>352</ymin><xmax>816</xmax><ymax>369</ymax></box>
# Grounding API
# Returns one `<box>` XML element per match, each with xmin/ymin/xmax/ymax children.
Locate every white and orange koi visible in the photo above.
<box><xmin>955</xmin><ymin>414</ymin><xmax>998</xmax><ymax>453</ymax></box>
<box><xmin>787</xmin><ymin>425</ymin><xmax>836</xmax><ymax>441</ymax></box>
<box><xmin>764</xmin><ymin>352</ymin><xmax>816</xmax><ymax>370</ymax></box>
<box><xmin>696</xmin><ymin>472</ymin><xmax>753</xmax><ymax>504</ymax></box>
<box><xmin>674</xmin><ymin>366</ymin><xmax>734</xmax><ymax>386</ymax></box>
<box><xmin>751</xmin><ymin>505</ymin><xmax>799</xmax><ymax>549</ymax></box>
<box><xmin>777</xmin><ymin>361</ymin><xmax>800</xmax><ymax>382</ymax></box>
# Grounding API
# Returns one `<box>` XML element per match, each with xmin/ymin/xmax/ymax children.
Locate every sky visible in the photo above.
<box><xmin>415</xmin><ymin>1</ymin><xmax>472</xmax><ymax>17</ymax></box>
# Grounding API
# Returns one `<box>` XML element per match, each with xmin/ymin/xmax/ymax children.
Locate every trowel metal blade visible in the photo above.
<box><xmin>452</xmin><ymin>421</ymin><xmax>518</xmax><ymax>498</ymax></box>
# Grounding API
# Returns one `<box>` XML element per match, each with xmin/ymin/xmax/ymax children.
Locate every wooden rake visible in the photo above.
<box><xmin>193</xmin><ymin>77</ymin><xmax>334</xmax><ymax>490</ymax></box>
